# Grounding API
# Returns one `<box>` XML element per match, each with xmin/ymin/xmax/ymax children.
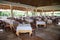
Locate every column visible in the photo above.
<box><xmin>34</xmin><ymin>8</ymin><xmax>37</xmax><ymax>16</ymax></box>
<box><xmin>30</xmin><ymin>9</ymin><xmax>34</xmax><ymax>16</ymax></box>
<box><xmin>44</xmin><ymin>12</ymin><xmax>46</xmax><ymax>16</ymax></box>
<box><xmin>41</xmin><ymin>9</ymin><xmax>43</xmax><ymax>16</ymax></box>
<box><xmin>36</xmin><ymin>8</ymin><xmax>37</xmax><ymax>16</ymax></box>
<box><xmin>32</xmin><ymin>9</ymin><xmax>35</xmax><ymax>16</ymax></box>
<box><xmin>52</xmin><ymin>10</ymin><xmax>54</xmax><ymax>16</ymax></box>
<box><xmin>10</xmin><ymin>5</ymin><xmax>14</xmax><ymax>18</ymax></box>
<box><xmin>26</xmin><ymin>8</ymin><xmax>29</xmax><ymax>17</ymax></box>
<box><xmin>40</xmin><ymin>11</ymin><xmax>42</xmax><ymax>16</ymax></box>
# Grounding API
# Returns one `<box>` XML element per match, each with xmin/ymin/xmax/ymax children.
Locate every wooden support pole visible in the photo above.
<box><xmin>44</xmin><ymin>12</ymin><xmax>46</xmax><ymax>16</ymax></box>
<box><xmin>10</xmin><ymin>5</ymin><xmax>14</xmax><ymax>18</ymax></box>
<box><xmin>40</xmin><ymin>11</ymin><xmax>42</xmax><ymax>16</ymax></box>
<box><xmin>35</xmin><ymin>8</ymin><xmax>37</xmax><ymax>16</ymax></box>
<box><xmin>41</xmin><ymin>9</ymin><xmax>43</xmax><ymax>16</ymax></box>
<box><xmin>32</xmin><ymin>9</ymin><xmax>36</xmax><ymax>16</ymax></box>
<box><xmin>52</xmin><ymin>10</ymin><xmax>54</xmax><ymax>16</ymax></box>
<box><xmin>26</xmin><ymin>8</ymin><xmax>29</xmax><ymax>17</ymax></box>
<box><xmin>34</xmin><ymin>8</ymin><xmax>37</xmax><ymax>16</ymax></box>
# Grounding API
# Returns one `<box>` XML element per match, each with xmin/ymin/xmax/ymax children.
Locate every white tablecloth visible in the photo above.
<box><xmin>16</xmin><ymin>24</ymin><xmax>32</xmax><ymax>31</ymax></box>
<box><xmin>0</xmin><ymin>19</ymin><xmax>14</xmax><ymax>24</ymax></box>
<box><xmin>36</xmin><ymin>21</ymin><xmax>46</xmax><ymax>25</ymax></box>
<box><xmin>25</xmin><ymin>19</ymin><xmax>33</xmax><ymax>22</ymax></box>
<box><xmin>47</xmin><ymin>19</ymin><xmax>52</xmax><ymax>24</ymax></box>
<box><xmin>0</xmin><ymin>29</ymin><xmax>3</xmax><ymax>32</ymax></box>
<box><xmin>0</xmin><ymin>19</ymin><xmax>4</xmax><ymax>21</ymax></box>
<box><xmin>58</xmin><ymin>22</ymin><xmax>60</xmax><ymax>25</ymax></box>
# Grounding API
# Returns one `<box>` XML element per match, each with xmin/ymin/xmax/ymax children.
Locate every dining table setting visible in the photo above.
<box><xmin>16</xmin><ymin>24</ymin><xmax>32</xmax><ymax>36</ymax></box>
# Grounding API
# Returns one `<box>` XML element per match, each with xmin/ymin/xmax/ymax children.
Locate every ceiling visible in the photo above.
<box><xmin>3</xmin><ymin>0</ymin><xmax>60</xmax><ymax>7</ymax></box>
<box><xmin>0</xmin><ymin>0</ymin><xmax>60</xmax><ymax>12</ymax></box>
<box><xmin>0</xmin><ymin>4</ymin><xmax>27</xmax><ymax>11</ymax></box>
<box><xmin>0</xmin><ymin>4</ymin><xmax>10</xmax><ymax>9</ymax></box>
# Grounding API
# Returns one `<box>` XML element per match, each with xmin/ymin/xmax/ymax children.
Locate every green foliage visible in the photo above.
<box><xmin>0</xmin><ymin>11</ymin><xmax>10</xmax><ymax>16</ymax></box>
<box><xmin>54</xmin><ymin>13</ymin><xmax>60</xmax><ymax>16</ymax></box>
<box><xmin>0</xmin><ymin>10</ymin><xmax>60</xmax><ymax>17</ymax></box>
<box><xmin>0</xmin><ymin>11</ymin><xmax>2</xmax><ymax>16</ymax></box>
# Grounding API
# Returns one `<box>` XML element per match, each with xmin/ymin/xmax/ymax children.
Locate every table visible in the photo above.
<box><xmin>25</xmin><ymin>19</ymin><xmax>33</xmax><ymax>23</ymax></box>
<box><xmin>57</xmin><ymin>22</ymin><xmax>60</xmax><ymax>25</ymax></box>
<box><xmin>0</xmin><ymin>19</ymin><xmax>14</xmax><ymax>29</ymax></box>
<box><xmin>0</xmin><ymin>19</ymin><xmax>14</xmax><ymax>24</ymax></box>
<box><xmin>0</xmin><ymin>29</ymin><xmax>3</xmax><ymax>32</ymax></box>
<box><xmin>47</xmin><ymin>19</ymin><xmax>52</xmax><ymax>24</ymax></box>
<box><xmin>16</xmin><ymin>24</ymin><xmax>32</xmax><ymax>36</ymax></box>
<box><xmin>36</xmin><ymin>21</ymin><xmax>46</xmax><ymax>28</ymax></box>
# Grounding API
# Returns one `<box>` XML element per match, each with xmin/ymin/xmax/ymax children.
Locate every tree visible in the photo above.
<box><xmin>0</xmin><ymin>11</ymin><xmax>2</xmax><ymax>16</ymax></box>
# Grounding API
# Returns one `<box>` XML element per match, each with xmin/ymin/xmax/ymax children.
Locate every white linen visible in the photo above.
<box><xmin>0</xmin><ymin>19</ymin><xmax>4</xmax><ymax>21</ymax></box>
<box><xmin>58</xmin><ymin>22</ymin><xmax>60</xmax><ymax>25</ymax></box>
<box><xmin>25</xmin><ymin>19</ymin><xmax>33</xmax><ymax>22</ymax></box>
<box><xmin>16</xmin><ymin>24</ymin><xmax>32</xmax><ymax>31</ymax></box>
<box><xmin>0</xmin><ymin>19</ymin><xmax>14</xmax><ymax>24</ymax></box>
<box><xmin>36</xmin><ymin>17</ymin><xmax>39</xmax><ymax>19</ymax></box>
<box><xmin>39</xmin><ymin>18</ymin><xmax>41</xmax><ymax>21</ymax></box>
<box><xmin>0</xmin><ymin>16</ymin><xmax>7</xmax><ymax>19</ymax></box>
<box><xmin>36</xmin><ymin>21</ymin><xmax>46</xmax><ymax>25</ymax></box>
<box><xmin>0</xmin><ymin>29</ymin><xmax>3</xmax><ymax>32</ymax></box>
<box><xmin>4</xmin><ymin>19</ymin><xmax>14</xmax><ymax>24</ymax></box>
<box><xmin>47</xmin><ymin>19</ymin><xmax>52</xmax><ymax>24</ymax></box>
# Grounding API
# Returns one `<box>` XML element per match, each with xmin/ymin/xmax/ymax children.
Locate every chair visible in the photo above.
<box><xmin>30</xmin><ymin>21</ymin><xmax>36</xmax><ymax>36</ymax></box>
<box><xmin>13</xmin><ymin>20</ymin><xmax>19</xmax><ymax>33</ymax></box>
<box><xmin>47</xmin><ymin>19</ymin><xmax>52</xmax><ymax>24</ymax></box>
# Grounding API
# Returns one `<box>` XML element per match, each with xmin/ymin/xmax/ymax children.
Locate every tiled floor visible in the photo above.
<box><xmin>0</xmin><ymin>24</ymin><xmax>60</xmax><ymax>40</ymax></box>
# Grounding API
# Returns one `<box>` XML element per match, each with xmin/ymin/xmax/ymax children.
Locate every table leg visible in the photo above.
<box><xmin>16</xmin><ymin>32</ymin><xmax>19</xmax><ymax>36</ymax></box>
<box><xmin>44</xmin><ymin>24</ymin><xmax>46</xmax><ymax>27</ymax></box>
<box><xmin>29</xmin><ymin>31</ymin><xmax>32</xmax><ymax>36</ymax></box>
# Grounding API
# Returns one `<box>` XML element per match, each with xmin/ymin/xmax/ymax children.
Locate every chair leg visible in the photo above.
<box><xmin>32</xmin><ymin>29</ymin><xmax>36</xmax><ymax>36</ymax></box>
